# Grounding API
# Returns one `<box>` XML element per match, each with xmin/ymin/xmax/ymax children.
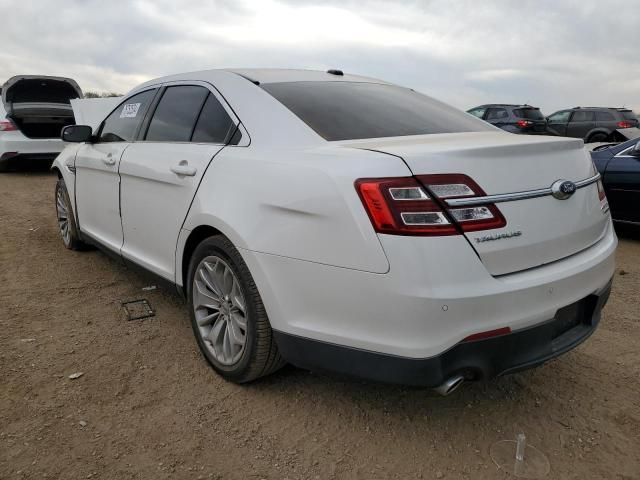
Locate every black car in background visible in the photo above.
<box><xmin>547</xmin><ymin>107</ymin><xmax>638</xmax><ymax>143</ymax></box>
<box><xmin>467</xmin><ymin>104</ymin><xmax>547</xmax><ymax>135</ymax></box>
<box><xmin>591</xmin><ymin>137</ymin><xmax>640</xmax><ymax>225</ymax></box>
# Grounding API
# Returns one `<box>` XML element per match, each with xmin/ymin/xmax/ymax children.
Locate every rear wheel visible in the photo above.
<box><xmin>187</xmin><ymin>235</ymin><xmax>285</xmax><ymax>383</ymax></box>
<box><xmin>587</xmin><ymin>132</ymin><xmax>609</xmax><ymax>143</ymax></box>
<box><xmin>55</xmin><ymin>178</ymin><xmax>85</xmax><ymax>250</ymax></box>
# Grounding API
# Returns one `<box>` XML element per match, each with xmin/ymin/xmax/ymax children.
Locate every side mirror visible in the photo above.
<box><xmin>630</xmin><ymin>140</ymin><xmax>640</xmax><ymax>157</ymax></box>
<box><xmin>62</xmin><ymin>125</ymin><xmax>92</xmax><ymax>143</ymax></box>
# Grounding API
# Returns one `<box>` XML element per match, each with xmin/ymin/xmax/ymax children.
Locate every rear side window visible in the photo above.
<box><xmin>571</xmin><ymin>111</ymin><xmax>595</xmax><ymax>122</ymax></box>
<box><xmin>146</xmin><ymin>86</ymin><xmax>209</xmax><ymax>142</ymax></box>
<box><xmin>595</xmin><ymin>111</ymin><xmax>615</xmax><ymax>121</ymax></box>
<box><xmin>262</xmin><ymin>81</ymin><xmax>492</xmax><ymax>141</ymax></box>
<box><xmin>485</xmin><ymin>108</ymin><xmax>508</xmax><ymax>120</ymax></box>
<box><xmin>99</xmin><ymin>89</ymin><xmax>156</xmax><ymax>143</ymax></box>
<box><xmin>621</xmin><ymin>111</ymin><xmax>637</xmax><ymax>121</ymax></box>
<box><xmin>514</xmin><ymin>108</ymin><xmax>544</xmax><ymax>120</ymax></box>
<box><xmin>192</xmin><ymin>94</ymin><xmax>236</xmax><ymax>143</ymax></box>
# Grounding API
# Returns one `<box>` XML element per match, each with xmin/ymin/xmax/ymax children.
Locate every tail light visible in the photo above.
<box><xmin>516</xmin><ymin>119</ymin><xmax>532</xmax><ymax>129</ymax></box>
<box><xmin>617</xmin><ymin>120</ymin><xmax>634</xmax><ymax>129</ymax></box>
<box><xmin>0</xmin><ymin>119</ymin><xmax>17</xmax><ymax>131</ymax></box>
<box><xmin>596</xmin><ymin>179</ymin><xmax>609</xmax><ymax>213</ymax></box>
<box><xmin>355</xmin><ymin>174</ymin><xmax>506</xmax><ymax>236</ymax></box>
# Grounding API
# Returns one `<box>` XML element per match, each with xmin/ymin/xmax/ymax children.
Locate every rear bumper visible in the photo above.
<box><xmin>0</xmin><ymin>152</ymin><xmax>59</xmax><ymax>168</ymax></box>
<box><xmin>274</xmin><ymin>279</ymin><xmax>612</xmax><ymax>387</ymax></box>
<box><xmin>0</xmin><ymin>133</ymin><xmax>65</xmax><ymax>161</ymax></box>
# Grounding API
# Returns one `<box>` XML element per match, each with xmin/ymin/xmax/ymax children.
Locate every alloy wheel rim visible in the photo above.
<box><xmin>56</xmin><ymin>186</ymin><xmax>71</xmax><ymax>246</ymax></box>
<box><xmin>192</xmin><ymin>255</ymin><xmax>248</xmax><ymax>365</ymax></box>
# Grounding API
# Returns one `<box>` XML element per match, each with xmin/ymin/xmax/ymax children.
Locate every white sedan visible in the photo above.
<box><xmin>52</xmin><ymin>69</ymin><xmax>616</xmax><ymax>394</ymax></box>
<box><xmin>1</xmin><ymin>75</ymin><xmax>82</xmax><ymax>170</ymax></box>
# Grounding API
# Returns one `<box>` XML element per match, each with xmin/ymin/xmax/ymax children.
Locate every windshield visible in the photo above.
<box><xmin>262</xmin><ymin>81</ymin><xmax>493</xmax><ymax>141</ymax></box>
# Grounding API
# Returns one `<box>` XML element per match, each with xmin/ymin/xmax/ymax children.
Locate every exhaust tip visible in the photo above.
<box><xmin>433</xmin><ymin>374</ymin><xmax>465</xmax><ymax>396</ymax></box>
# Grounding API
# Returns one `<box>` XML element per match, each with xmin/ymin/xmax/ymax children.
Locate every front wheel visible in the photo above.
<box><xmin>55</xmin><ymin>178</ymin><xmax>85</xmax><ymax>250</ymax></box>
<box><xmin>187</xmin><ymin>235</ymin><xmax>285</xmax><ymax>383</ymax></box>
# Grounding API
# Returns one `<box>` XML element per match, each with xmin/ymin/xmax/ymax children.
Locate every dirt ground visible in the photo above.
<box><xmin>1</xmin><ymin>170</ymin><xmax>639</xmax><ymax>480</ymax></box>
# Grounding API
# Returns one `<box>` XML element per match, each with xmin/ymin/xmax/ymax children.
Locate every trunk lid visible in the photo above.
<box><xmin>2</xmin><ymin>75</ymin><xmax>83</xmax><ymax>114</ymax></box>
<box><xmin>341</xmin><ymin>131</ymin><xmax>609</xmax><ymax>275</ymax></box>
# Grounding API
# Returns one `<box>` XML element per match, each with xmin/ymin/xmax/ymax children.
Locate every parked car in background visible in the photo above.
<box><xmin>546</xmin><ymin>107</ymin><xmax>638</xmax><ymax>143</ymax></box>
<box><xmin>52</xmin><ymin>69</ymin><xmax>615</xmax><ymax>394</ymax></box>
<box><xmin>0</xmin><ymin>75</ymin><xmax>82</xmax><ymax>171</ymax></box>
<box><xmin>591</xmin><ymin>137</ymin><xmax>640</xmax><ymax>225</ymax></box>
<box><xmin>467</xmin><ymin>104</ymin><xmax>547</xmax><ymax>135</ymax></box>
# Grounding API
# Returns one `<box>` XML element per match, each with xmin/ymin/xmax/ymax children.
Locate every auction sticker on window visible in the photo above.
<box><xmin>120</xmin><ymin>103</ymin><xmax>141</xmax><ymax>118</ymax></box>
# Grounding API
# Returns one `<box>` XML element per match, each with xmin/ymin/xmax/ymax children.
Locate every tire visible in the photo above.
<box><xmin>587</xmin><ymin>132</ymin><xmax>609</xmax><ymax>143</ymax></box>
<box><xmin>55</xmin><ymin>178</ymin><xmax>85</xmax><ymax>250</ymax></box>
<box><xmin>186</xmin><ymin>235</ymin><xmax>285</xmax><ymax>383</ymax></box>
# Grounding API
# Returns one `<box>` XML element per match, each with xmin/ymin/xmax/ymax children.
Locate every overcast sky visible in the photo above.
<box><xmin>1</xmin><ymin>0</ymin><xmax>638</xmax><ymax>114</ymax></box>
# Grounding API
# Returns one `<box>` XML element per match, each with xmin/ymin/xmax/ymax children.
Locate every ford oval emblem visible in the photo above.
<box><xmin>551</xmin><ymin>180</ymin><xmax>577</xmax><ymax>200</ymax></box>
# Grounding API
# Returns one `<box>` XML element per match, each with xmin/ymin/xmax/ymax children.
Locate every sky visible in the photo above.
<box><xmin>1</xmin><ymin>0</ymin><xmax>638</xmax><ymax>115</ymax></box>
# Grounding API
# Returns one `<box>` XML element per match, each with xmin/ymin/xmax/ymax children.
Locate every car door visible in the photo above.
<box><xmin>74</xmin><ymin>89</ymin><xmax>158</xmax><ymax>252</ymax></box>
<box><xmin>118</xmin><ymin>83</ymin><xmax>240</xmax><ymax>280</ymax></box>
<box><xmin>603</xmin><ymin>145</ymin><xmax>640</xmax><ymax>223</ymax></box>
<box><xmin>546</xmin><ymin>110</ymin><xmax>571</xmax><ymax>136</ymax></box>
<box><xmin>566</xmin><ymin>110</ymin><xmax>595</xmax><ymax>140</ymax></box>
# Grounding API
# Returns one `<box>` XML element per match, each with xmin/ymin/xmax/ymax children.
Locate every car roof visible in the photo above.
<box><xmin>470</xmin><ymin>104</ymin><xmax>539</xmax><ymax>109</ymax></box>
<box><xmin>134</xmin><ymin>68</ymin><xmax>389</xmax><ymax>91</ymax></box>
<box><xmin>227</xmin><ymin>68</ymin><xmax>389</xmax><ymax>85</ymax></box>
<box><xmin>570</xmin><ymin>106</ymin><xmax>632</xmax><ymax>111</ymax></box>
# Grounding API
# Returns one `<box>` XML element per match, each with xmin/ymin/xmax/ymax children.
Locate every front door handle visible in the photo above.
<box><xmin>102</xmin><ymin>154</ymin><xmax>116</xmax><ymax>166</ymax></box>
<box><xmin>170</xmin><ymin>160</ymin><xmax>197</xmax><ymax>177</ymax></box>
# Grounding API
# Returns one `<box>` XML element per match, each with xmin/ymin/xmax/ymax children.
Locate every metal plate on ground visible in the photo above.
<box><xmin>122</xmin><ymin>299</ymin><xmax>155</xmax><ymax>321</ymax></box>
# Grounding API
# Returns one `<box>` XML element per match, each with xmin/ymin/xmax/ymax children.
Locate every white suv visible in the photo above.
<box><xmin>52</xmin><ymin>69</ymin><xmax>616</xmax><ymax>394</ymax></box>
<box><xmin>0</xmin><ymin>75</ymin><xmax>82</xmax><ymax>170</ymax></box>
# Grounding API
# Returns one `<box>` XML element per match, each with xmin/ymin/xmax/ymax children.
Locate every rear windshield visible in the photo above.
<box><xmin>513</xmin><ymin>108</ymin><xmax>545</xmax><ymax>120</ymax></box>
<box><xmin>621</xmin><ymin>111</ymin><xmax>638</xmax><ymax>121</ymax></box>
<box><xmin>261</xmin><ymin>81</ymin><xmax>492</xmax><ymax>141</ymax></box>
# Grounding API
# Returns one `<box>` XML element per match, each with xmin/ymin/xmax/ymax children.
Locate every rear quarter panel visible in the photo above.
<box><xmin>181</xmin><ymin>145</ymin><xmax>412</xmax><ymax>274</ymax></box>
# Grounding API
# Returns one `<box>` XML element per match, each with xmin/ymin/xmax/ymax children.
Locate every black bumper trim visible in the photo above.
<box><xmin>273</xmin><ymin>279</ymin><xmax>612</xmax><ymax>387</ymax></box>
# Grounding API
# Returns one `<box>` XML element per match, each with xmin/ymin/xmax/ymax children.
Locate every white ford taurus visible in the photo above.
<box><xmin>53</xmin><ymin>69</ymin><xmax>616</xmax><ymax>394</ymax></box>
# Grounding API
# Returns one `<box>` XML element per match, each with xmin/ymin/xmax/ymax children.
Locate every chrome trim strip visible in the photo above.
<box><xmin>445</xmin><ymin>173</ymin><xmax>601</xmax><ymax>207</ymax></box>
<box><xmin>573</xmin><ymin>172</ymin><xmax>601</xmax><ymax>188</ymax></box>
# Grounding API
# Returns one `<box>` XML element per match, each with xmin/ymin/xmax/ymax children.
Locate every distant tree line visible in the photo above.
<box><xmin>84</xmin><ymin>91</ymin><xmax>122</xmax><ymax>98</ymax></box>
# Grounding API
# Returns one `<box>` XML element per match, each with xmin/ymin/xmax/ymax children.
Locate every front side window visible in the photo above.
<box><xmin>262</xmin><ymin>81</ymin><xmax>492</xmax><ymax>141</ymax></box>
<box><xmin>467</xmin><ymin>107</ymin><xmax>486</xmax><ymax>118</ymax></box>
<box><xmin>99</xmin><ymin>89</ymin><xmax>156</xmax><ymax>143</ymax></box>
<box><xmin>548</xmin><ymin>111</ymin><xmax>571</xmax><ymax>123</ymax></box>
<box><xmin>146</xmin><ymin>86</ymin><xmax>209</xmax><ymax>142</ymax></box>
<box><xmin>570</xmin><ymin>111</ymin><xmax>595</xmax><ymax>122</ymax></box>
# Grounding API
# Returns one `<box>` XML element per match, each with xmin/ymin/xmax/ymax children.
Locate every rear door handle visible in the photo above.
<box><xmin>102</xmin><ymin>154</ymin><xmax>116</xmax><ymax>166</ymax></box>
<box><xmin>170</xmin><ymin>161</ymin><xmax>197</xmax><ymax>177</ymax></box>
